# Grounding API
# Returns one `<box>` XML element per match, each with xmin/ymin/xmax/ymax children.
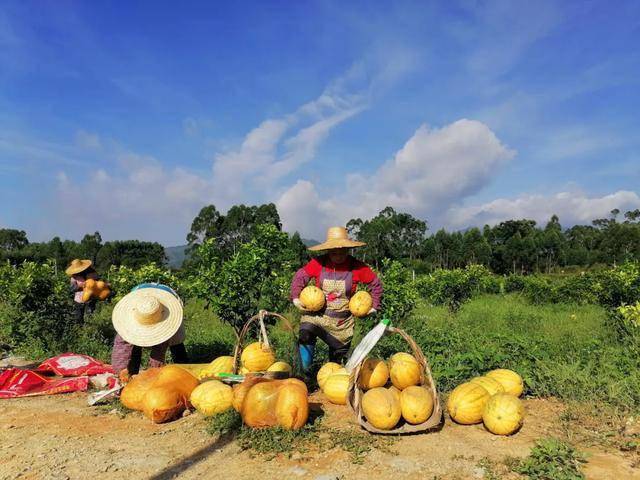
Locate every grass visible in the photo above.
<box><xmin>512</xmin><ymin>437</ymin><xmax>587</xmax><ymax>480</ymax></box>
<box><xmin>205</xmin><ymin>410</ymin><xmax>395</xmax><ymax>464</ymax></box>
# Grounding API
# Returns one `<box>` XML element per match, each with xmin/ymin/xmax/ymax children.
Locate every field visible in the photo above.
<box><xmin>2</xmin><ymin>290</ymin><xmax>640</xmax><ymax>479</ymax></box>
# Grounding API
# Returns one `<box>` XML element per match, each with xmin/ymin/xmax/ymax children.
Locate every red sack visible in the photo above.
<box><xmin>0</xmin><ymin>368</ymin><xmax>89</xmax><ymax>398</ymax></box>
<box><xmin>36</xmin><ymin>353</ymin><xmax>114</xmax><ymax>377</ymax></box>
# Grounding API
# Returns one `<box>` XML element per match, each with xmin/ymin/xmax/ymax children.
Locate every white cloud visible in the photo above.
<box><xmin>447</xmin><ymin>190</ymin><xmax>640</xmax><ymax>228</ymax></box>
<box><xmin>278</xmin><ymin>119</ymin><xmax>516</xmax><ymax>237</ymax></box>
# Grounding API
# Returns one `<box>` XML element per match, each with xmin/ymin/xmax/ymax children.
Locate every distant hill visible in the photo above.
<box><xmin>302</xmin><ymin>238</ymin><xmax>318</xmax><ymax>247</ymax></box>
<box><xmin>165</xmin><ymin>245</ymin><xmax>189</xmax><ymax>269</ymax></box>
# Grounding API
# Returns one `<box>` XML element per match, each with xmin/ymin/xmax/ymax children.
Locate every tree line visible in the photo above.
<box><xmin>2</xmin><ymin>203</ymin><xmax>639</xmax><ymax>275</ymax></box>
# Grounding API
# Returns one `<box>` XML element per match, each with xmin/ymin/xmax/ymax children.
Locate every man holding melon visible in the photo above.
<box><xmin>290</xmin><ymin>227</ymin><xmax>383</xmax><ymax>373</ymax></box>
<box><xmin>65</xmin><ymin>258</ymin><xmax>107</xmax><ymax>323</ymax></box>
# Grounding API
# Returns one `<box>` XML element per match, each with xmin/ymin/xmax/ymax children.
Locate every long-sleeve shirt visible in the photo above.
<box><xmin>69</xmin><ymin>270</ymin><xmax>98</xmax><ymax>304</ymax></box>
<box><xmin>290</xmin><ymin>255</ymin><xmax>383</xmax><ymax>309</ymax></box>
<box><xmin>110</xmin><ymin>324</ymin><xmax>186</xmax><ymax>373</ymax></box>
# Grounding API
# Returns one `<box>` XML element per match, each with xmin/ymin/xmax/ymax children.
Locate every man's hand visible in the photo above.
<box><xmin>293</xmin><ymin>298</ymin><xmax>311</xmax><ymax>312</ymax></box>
<box><xmin>118</xmin><ymin>369</ymin><xmax>131</xmax><ymax>384</ymax></box>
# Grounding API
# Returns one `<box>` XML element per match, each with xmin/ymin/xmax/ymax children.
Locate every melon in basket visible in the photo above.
<box><xmin>362</xmin><ymin>387</ymin><xmax>402</xmax><ymax>430</ymax></box>
<box><xmin>241</xmin><ymin>342</ymin><xmax>276</xmax><ymax>372</ymax></box>
<box><xmin>275</xmin><ymin>383</ymin><xmax>309</xmax><ymax>430</ymax></box>
<box><xmin>358</xmin><ymin>358</ymin><xmax>389</xmax><ymax>390</ymax></box>
<box><xmin>300</xmin><ymin>285</ymin><xmax>325</xmax><ymax>311</ymax></box>
<box><xmin>482</xmin><ymin>393</ymin><xmax>524</xmax><ymax>435</ymax></box>
<box><xmin>198</xmin><ymin>355</ymin><xmax>235</xmax><ymax>380</ymax></box>
<box><xmin>400</xmin><ymin>386</ymin><xmax>434</xmax><ymax>425</ymax></box>
<box><xmin>349</xmin><ymin>291</ymin><xmax>373</xmax><ymax>318</ymax></box>
<box><xmin>485</xmin><ymin>369</ymin><xmax>524</xmax><ymax>397</ymax></box>
<box><xmin>447</xmin><ymin>382</ymin><xmax>490</xmax><ymax>425</ymax></box>
<box><xmin>267</xmin><ymin>361</ymin><xmax>292</xmax><ymax>374</ymax></box>
<box><xmin>388</xmin><ymin>352</ymin><xmax>421</xmax><ymax>390</ymax></box>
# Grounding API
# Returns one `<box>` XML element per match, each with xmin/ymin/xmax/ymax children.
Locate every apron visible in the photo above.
<box><xmin>301</xmin><ymin>266</ymin><xmax>355</xmax><ymax>343</ymax></box>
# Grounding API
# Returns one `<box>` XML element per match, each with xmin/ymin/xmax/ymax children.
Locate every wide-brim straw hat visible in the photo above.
<box><xmin>112</xmin><ymin>287</ymin><xmax>183</xmax><ymax>347</ymax></box>
<box><xmin>308</xmin><ymin>226</ymin><xmax>366</xmax><ymax>251</ymax></box>
<box><xmin>65</xmin><ymin>259</ymin><xmax>92</xmax><ymax>276</ymax></box>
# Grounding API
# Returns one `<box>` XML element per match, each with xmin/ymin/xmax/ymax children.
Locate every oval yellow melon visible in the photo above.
<box><xmin>447</xmin><ymin>382</ymin><xmax>490</xmax><ymax>425</ymax></box>
<box><xmin>239</xmin><ymin>366</ymin><xmax>250</xmax><ymax>375</ymax></box>
<box><xmin>142</xmin><ymin>387</ymin><xmax>185</xmax><ymax>424</ymax></box>
<box><xmin>362</xmin><ymin>387</ymin><xmax>401</xmax><ymax>430</ymax></box>
<box><xmin>349</xmin><ymin>291</ymin><xmax>373</xmax><ymax>318</ymax></box>
<box><xmin>282</xmin><ymin>378</ymin><xmax>308</xmax><ymax>393</ymax></box>
<box><xmin>317</xmin><ymin>362</ymin><xmax>342</xmax><ymax>390</ymax></box>
<box><xmin>358</xmin><ymin>358</ymin><xmax>389</xmax><ymax>390</ymax></box>
<box><xmin>388</xmin><ymin>352</ymin><xmax>421</xmax><ymax>390</ymax></box>
<box><xmin>242</xmin><ymin>381</ymin><xmax>280</xmax><ymax>428</ymax></box>
<box><xmin>469</xmin><ymin>376</ymin><xmax>505</xmax><ymax>397</ymax></box>
<box><xmin>323</xmin><ymin>373</ymin><xmax>350</xmax><ymax>405</ymax></box>
<box><xmin>485</xmin><ymin>369</ymin><xmax>524</xmax><ymax>397</ymax></box>
<box><xmin>241</xmin><ymin>342</ymin><xmax>276</xmax><ymax>372</ymax></box>
<box><xmin>275</xmin><ymin>384</ymin><xmax>309</xmax><ymax>430</ymax></box>
<box><xmin>154</xmin><ymin>365</ymin><xmax>199</xmax><ymax>398</ymax></box>
<box><xmin>300</xmin><ymin>285</ymin><xmax>325</xmax><ymax>311</ymax></box>
<box><xmin>388</xmin><ymin>385</ymin><xmax>401</xmax><ymax>404</ymax></box>
<box><xmin>190</xmin><ymin>380</ymin><xmax>233</xmax><ymax>416</ymax></box>
<box><xmin>197</xmin><ymin>356</ymin><xmax>235</xmax><ymax>380</ymax></box>
<box><xmin>400</xmin><ymin>386</ymin><xmax>434</xmax><ymax>425</ymax></box>
<box><xmin>482</xmin><ymin>393</ymin><xmax>525</xmax><ymax>435</ymax></box>
<box><xmin>267</xmin><ymin>361</ymin><xmax>292</xmax><ymax>374</ymax></box>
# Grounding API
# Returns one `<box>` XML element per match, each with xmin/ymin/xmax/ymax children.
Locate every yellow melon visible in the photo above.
<box><xmin>485</xmin><ymin>369</ymin><xmax>524</xmax><ymax>397</ymax></box>
<box><xmin>142</xmin><ymin>387</ymin><xmax>185</xmax><ymax>424</ymax></box>
<box><xmin>267</xmin><ymin>361</ymin><xmax>292</xmax><ymax>374</ymax></box>
<box><xmin>120</xmin><ymin>368</ymin><xmax>161</xmax><ymax>411</ymax></box>
<box><xmin>241</xmin><ymin>342</ymin><xmax>276</xmax><ymax>372</ymax></box>
<box><xmin>275</xmin><ymin>384</ymin><xmax>309</xmax><ymax>430</ymax></box>
<box><xmin>299</xmin><ymin>285</ymin><xmax>325</xmax><ymax>311</ymax></box>
<box><xmin>400</xmin><ymin>386</ymin><xmax>434</xmax><ymax>425</ymax></box>
<box><xmin>190</xmin><ymin>380</ymin><xmax>233</xmax><ymax>416</ymax></box>
<box><xmin>362</xmin><ymin>387</ymin><xmax>401</xmax><ymax>430</ymax></box>
<box><xmin>447</xmin><ymin>382</ymin><xmax>490</xmax><ymax>425</ymax></box>
<box><xmin>241</xmin><ymin>382</ymin><xmax>280</xmax><ymax>428</ymax></box>
<box><xmin>388</xmin><ymin>385</ymin><xmax>402</xmax><ymax>404</ymax></box>
<box><xmin>232</xmin><ymin>382</ymin><xmax>251</xmax><ymax>412</ymax></box>
<box><xmin>388</xmin><ymin>352</ymin><xmax>421</xmax><ymax>390</ymax></box>
<box><xmin>349</xmin><ymin>291</ymin><xmax>373</xmax><ymax>318</ymax></box>
<box><xmin>197</xmin><ymin>355</ymin><xmax>235</xmax><ymax>380</ymax></box>
<box><xmin>154</xmin><ymin>365</ymin><xmax>199</xmax><ymax>398</ymax></box>
<box><xmin>469</xmin><ymin>376</ymin><xmax>505</xmax><ymax>397</ymax></box>
<box><xmin>317</xmin><ymin>362</ymin><xmax>342</xmax><ymax>390</ymax></box>
<box><xmin>323</xmin><ymin>373</ymin><xmax>350</xmax><ymax>405</ymax></box>
<box><xmin>358</xmin><ymin>358</ymin><xmax>389</xmax><ymax>390</ymax></box>
<box><xmin>482</xmin><ymin>393</ymin><xmax>525</xmax><ymax>435</ymax></box>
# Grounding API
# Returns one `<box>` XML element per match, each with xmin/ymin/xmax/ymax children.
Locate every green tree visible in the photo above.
<box><xmin>0</xmin><ymin>229</ymin><xmax>28</xmax><ymax>251</ymax></box>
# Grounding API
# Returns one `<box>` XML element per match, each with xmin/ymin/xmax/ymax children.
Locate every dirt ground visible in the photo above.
<box><xmin>0</xmin><ymin>392</ymin><xmax>638</xmax><ymax>480</ymax></box>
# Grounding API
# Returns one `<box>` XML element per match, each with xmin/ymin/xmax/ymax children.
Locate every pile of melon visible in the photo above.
<box><xmin>317</xmin><ymin>362</ymin><xmax>350</xmax><ymax>404</ymax></box>
<box><xmin>196</xmin><ymin>343</ymin><xmax>292</xmax><ymax>379</ymax></box>
<box><xmin>120</xmin><ymin>365</ymin><xmax>199</xmax><ymax>423</ymax></box>
<box><xmin>358</xmin><ymin>353</ymin><xmax>434</xmax><ymax>430</ymax></box>
<box><xmin>447</xmin><ymin>368</ymin><xmax>525</xmax><ymax>435</ymax></box>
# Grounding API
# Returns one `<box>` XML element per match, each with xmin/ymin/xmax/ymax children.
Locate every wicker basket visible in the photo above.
<box><xmin>347</xmin><ymin>326</ymin><xmax>443</xmax><ymax>434</ymax></box>
<box><xmin>232</xmin><ymin>310</ymin><xmax>299</xmax><ymax>374</ymax></box>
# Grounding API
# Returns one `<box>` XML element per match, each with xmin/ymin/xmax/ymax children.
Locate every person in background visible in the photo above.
<box><xmin>290</xmin><ymin>227</ymin><xmax>383</xmax><ymax>373</ymax></box>
<box><xmin>65</xmin><ymin>258</ymin><xmax>99</xmax><ymax>323</ymax></box>
<box><xmin>111</xmin><ymin>283</ymin><xmax>189</xmax><ymax>382</ymax></box>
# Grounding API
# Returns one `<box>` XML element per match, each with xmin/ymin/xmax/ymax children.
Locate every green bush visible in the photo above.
<box><xmin>377</xmin><ymin>259</ymin><xmax>417</xmax><ymax>323</ymax></box>
<box><xmin>514</xmin><ymin>438</ymin><xmax>586</xmax><ymax>480</ymax></box>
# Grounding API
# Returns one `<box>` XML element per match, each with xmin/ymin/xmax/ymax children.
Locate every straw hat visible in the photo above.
<box><xmin>112</xmin><ymin>287</ymin><xmax>183</xmax><ymax>347</ymax></box>
<box><xmin>65</xmin><ymin>259</ymin><xmax>92</xmax><ymax>276</ymax></box>
<box><xmin>308</xmin><ymin>227</ymin><xmax>366</xmax><ymax>251</ymax></box>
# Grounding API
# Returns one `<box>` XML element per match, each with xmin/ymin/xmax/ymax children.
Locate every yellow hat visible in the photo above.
<box><xmin>65</xmin><ymin>259</ymin><xmax>92</xmax><ymax>276</ymax></box>
<box><xmin>308</xmin><ymin>227</ymin><xmax>366</xmax><ymax>252</ymax></box>
<box><xmin>112</xmin><ymin>287</ymin><xmax>183</xmax><ymax>347</ymax></box>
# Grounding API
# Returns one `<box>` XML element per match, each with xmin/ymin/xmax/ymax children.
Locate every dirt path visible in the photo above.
<box><xmin>0</xmin><ymin>393</ymin><xmax>637</xmax><ymax>480</ymax></box>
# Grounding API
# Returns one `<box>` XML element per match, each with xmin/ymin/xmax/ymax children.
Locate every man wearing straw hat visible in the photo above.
<box><xmin>65</xmin><ymin>258</ymin><xmax>99</xmax><ymax>323</ymax></box>
<box><xmin>290</xmin><ymin>227</ymin><xmax>383</xmax><ymax>372</ymax></box>
<box><xmin>111</xmin><ymin>284</ymin><xmax>189</xmax><ymax>382</ymax></box>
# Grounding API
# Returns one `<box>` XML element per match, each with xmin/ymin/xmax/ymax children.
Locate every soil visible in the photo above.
<box><xmin>0</xmin><ymin>392</ymin><xmax>638</xmax><ymax>480</ymax></box>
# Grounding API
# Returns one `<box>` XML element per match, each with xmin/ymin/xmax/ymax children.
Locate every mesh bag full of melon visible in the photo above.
<box><xmin>236</xmin><ymin>376</ymin><xmax>309</xmax><ymax>430</ymax></box>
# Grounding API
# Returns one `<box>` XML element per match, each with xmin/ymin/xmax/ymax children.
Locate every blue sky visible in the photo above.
<box><xmin>1</xmin><ymin>0</ymin><xmax>639</xmax><ymax>246</ymax></box>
